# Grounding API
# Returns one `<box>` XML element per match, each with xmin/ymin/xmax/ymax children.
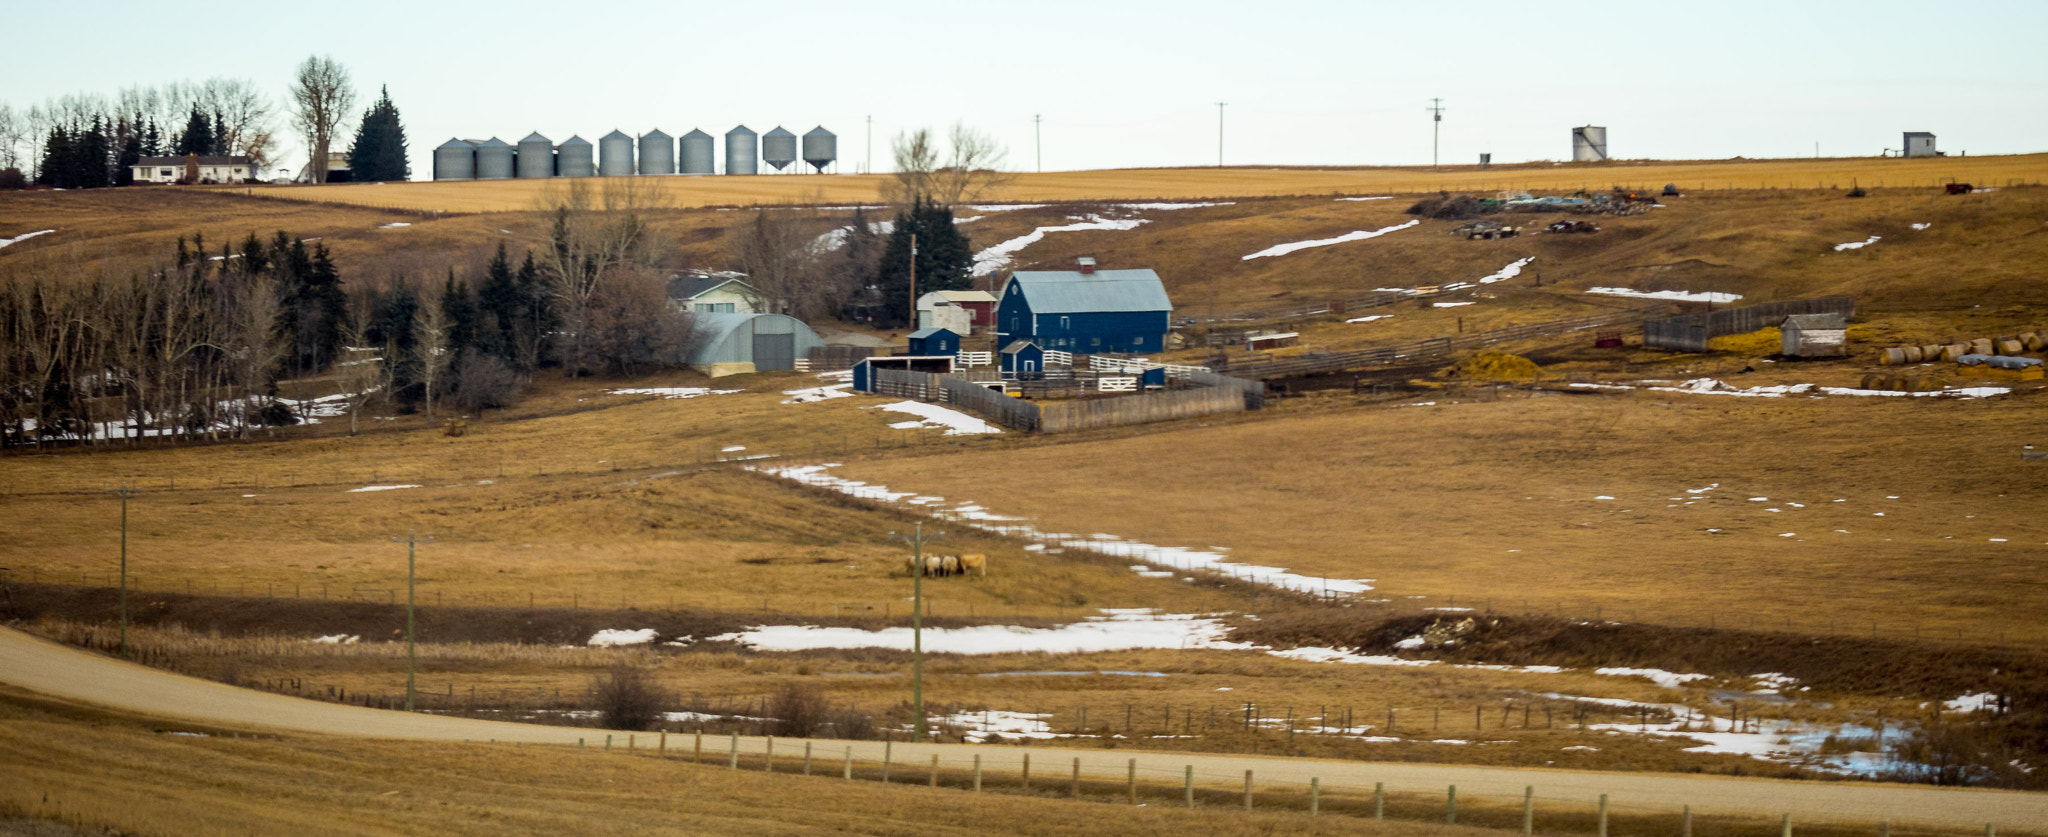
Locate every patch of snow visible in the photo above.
<box><xmin>1562</xmin><ymin>745</ymin><xmax>1600</xmax><ymax>752</ymax></box>
<box><xmin>1595</xmin><ymin>495</ymin><xmax>1615</xmax><ymax>500</ymax></box>
<box><xmin>1111</xmin><ymin>202</ymin><xmax>1232</xmax><ymax>211</ymax></box>
<box><xmin>1751</xmin><ymin>673</ymin><xmax>1799</xmax><ymax>694</ymax></box>
<box><xmin>1269</xmin><ymin>646</ymin><xmax>1436</xmax><ymax>667</ymax></box>
<box><xmin>964</xmin><ymin>204</ymin><xmax>1049</xmax><ymax>212</ymax></box>
<box><xmin>608</xmin><ymin>387</ymin><xmax>741</xmax><ymax>399</ymax></box>
<box><xmin>1433</xmin><ymin>301</ymin><xmax>1475</xmax><ymax>308</ymax></box>
<box><xmin>937</xmin><ymin>710</ymin><xmax>1060</xmax><ymax>742</ymax></box>
<box><xmin>378</xmin><ymin>222</ymin><xmax>412</xmax><ymax>229</ymax></box>
<box><xmin>974</xmin><ymin>215</ymin><xmax>1148</xmax><ymax>276</ymax></box>
<box><xmin>1595</xmin><ymin>667</ymin><xmax>1710</xmax><ymax>689</ymax></box>
<box><xmin>1393</xmin><ymin>635</ymin><xmax>1426</xmax><ymax>650</ymax></box>
<box><xmin>0</xmin><ymin>229</ymin><xmax>56</xmax><ymax>249</ymax></box>
<box><xmin>869</xmin><ymin>401</ymin><xmax>1002</xmax><ymax>435</ymax></box>
<box><xmin>721</xmin><ymin>445</ymin><xmax>746</xmax><ymax>453</ymax></box>
<box><xmin>1345</xmin><ymin>315</ymin><xmax>1392</xmax><ymax>324</ymax></box>
<box><xmin>588</xmin><ymin>629</ymin><xmax>657</xmax><ymax>647</ymax></box>
<box><xmin>347</xmin><ymin>484</ymin><xmax>422</xmax><ymax>493</ymax></box>
<box><xmin>1834</xmin><ymin>235</ymin><xmax>1881</xmax><ymax>252</ymax></box>
<box><xmin>1241</xmin><ymin>220</ymin><xmax>1418</xmax><ymax>261</ymax></box>
<box><xmin>1477</xmin><ymin>257</ymin><xmax>1536</xmax><ymax>285</ymax></box>
<box><xmin>1586</xmin><ymin>287</ymin><xmax>1742</xmax><ymax>304</ymax></box>
<box><xmin>712</xmin><ymin>611</ymin><xmax>1252</xmax><ymax>655</ymax></box>
<box><xmin>1910</xmin><ymin>223</ymin><xmax>1931</xmax><ymax>231</ymax></box>
<box><xmin>1945</xmin><ymin>693</ymin><xmax>2000</xmax><ymax>713</ymax></box>
<box><xmin>1336</xmin><ymin>196</ymin><xmax>1394</xmax><ymax>202</ymax></box>
<box><xmin>312</xmin><ymin>634</ymin><xmax>360</xmax><ymax>644</ymax></box>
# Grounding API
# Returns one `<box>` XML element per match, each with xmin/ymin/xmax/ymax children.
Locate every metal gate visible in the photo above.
<box><xmin>752</xmin><ymin>332</ymin><xmax>795</xmax><ymax>370</ymax></box>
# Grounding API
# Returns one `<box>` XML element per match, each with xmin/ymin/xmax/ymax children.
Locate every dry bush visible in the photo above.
<box><xmin>449</xmin><ymin>351</ymin><xmax>517</xmax><ymax>413</ymax></box>
<box><xmin>767</xmin><ymin>682</ymin><xmax>830</xmax><ymax>737</ymax></box>
<box><xmin>1405</xmin><ymin>193</ymin><xmax>1495</xmax><ymax>220</ymax></box>
<box><xmin>589</xmin><ymin>661</ymin><xmax>665</xmax><ymax>731</ymax></box>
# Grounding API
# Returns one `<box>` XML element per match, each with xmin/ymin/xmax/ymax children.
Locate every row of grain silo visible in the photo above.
<box><xmin>431</xmin><ymin>125</ymin><xmax>836</xmax><ymax>180</ymax></box>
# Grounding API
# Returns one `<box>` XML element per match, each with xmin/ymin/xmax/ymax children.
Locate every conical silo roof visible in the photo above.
<box><xmin>520</xmin><ymin>131</ymin><xmax>551</xmax><ymax>144</ymax></box>
<box><xmin>559</xmin><ymin>134</ymin><xmax>591</xmax><ymax>146</ymax></box>
<box><xmin>601</xmin><ymin>129</ymin><xmax>631</xmax><ymax>142</ymax></box>
<box><xmin>644</xmin><ymin>128</ymin><xmax>672</xmax><ymax>140</ymax></box>
<box><xmin>437</xmin><ymin>137</ymin><xmax>476</xmax><ymax>149</ymax></box>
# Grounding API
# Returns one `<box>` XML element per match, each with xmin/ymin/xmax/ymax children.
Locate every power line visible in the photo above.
<box><xmin>1426</xmin><ymin>98</ymin><xmax>1446</xmax><ymax>171</ymax></box>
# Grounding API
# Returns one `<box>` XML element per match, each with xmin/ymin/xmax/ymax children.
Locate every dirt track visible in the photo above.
<box><xmin>2</xmin><ymin>626</ymin><xmax>2041</xmax><ymax>831</ymax></box>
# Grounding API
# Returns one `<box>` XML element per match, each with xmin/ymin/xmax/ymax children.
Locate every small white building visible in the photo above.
<box><xmin>916</xmin><ymin>289</ymin><xmax>997</xmax><ymax>334</ymax></box>
<box><xmin>667</xmin><ymin>272</ymin><xmax>762</xmax><ymax>314</ymax></box>
<box><xmin>1782</xmin><ymin>313</ymin><xmax>1848</xmax><ymax>358</ymax></box>
<box><xmin>1902</xmin><ymin>132</ymin><xmax>1939</xmax><ymax>158</ymax></box>
<box><xmin>131</xmin><ymin>155</ymin><xmax>259</xmax><ymax>184</ymax></box>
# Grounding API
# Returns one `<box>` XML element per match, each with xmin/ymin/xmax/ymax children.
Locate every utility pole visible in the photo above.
<box><xmin>1216</xmin><ymin>102</ymin><xmax>1227</xmax><ymax>167</ymax></box>
<box><xmin>907</xmin><ymin>233</ymin><xmax>918</xmax><ymax>329</ymax></box>
<box><xmin>390</xmin><ymin>533</ymin><xmax>434</xmax><ymax>711</ymax></box>
<box><xmin>107</xmin><ymin>485</ymin><xmax>138</xmax><ymax>656</ymax></box>
<box><xmin>1426</xmin><ymin>98</ymin><xmax>1446</xmax><ymax>171</ymax></box>
<box><xmin>866</xmin><ymin>115</ymin><xmax>873</xmax><ymax>174</ymax></box>
<box><xmin>890</xmin><ymin>523</ymin><xmax>944</xmax><ymax>740</ymax></box>
<box><xmin>1034</xmin><ymin>114</ymin><xmax>1043</xmax><ymax>173</ymax></box>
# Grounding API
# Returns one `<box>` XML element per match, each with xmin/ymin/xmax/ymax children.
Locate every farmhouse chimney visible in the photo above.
<box><xmin>1077</xmin><ymin>256</ymin><xmax>1096</xmax><ymax>275</ymax></box>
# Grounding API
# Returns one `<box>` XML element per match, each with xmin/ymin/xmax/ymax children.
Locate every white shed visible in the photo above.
<box><xmin>1782</xmin><ymin>313</ymin><xmax>1848</xmax><ymax>358</ymax></box>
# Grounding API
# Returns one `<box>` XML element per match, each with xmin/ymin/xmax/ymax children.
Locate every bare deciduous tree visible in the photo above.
<box><xmin>881</xmin><ymin>122</ymin><xmax>1014</xmax><ymax>207</ymax></box>
<box><xmin>288</xmin><ymin>56</ymin><xmax>356</xmax><ymax>183</ymax></box>
<box><xmin>535</xmin><ymin>178</ymin><xmax>670</xmax><ymax>375</ymax></box>
<box><xmin>410</xmin><ymin>295</ymin><xmax>450</xmax><ymax>423</ymax></box>
<box><xmin>727</xmin><ymin>205</ymin><xmax>819</xmax><ymax>317</ymax></box>
<box><xmin>337</xmin><ymin>290</ymin><xmax>382</xmax><ymax>436</ymax></box>
<box><xmin>0</xmin><ymin>103</ymin><xmax>24</xmax><ymax>171</ymax></box>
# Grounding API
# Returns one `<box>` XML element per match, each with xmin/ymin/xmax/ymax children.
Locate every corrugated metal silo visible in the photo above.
<box><xmin>679</xmin><ymin>129</ymin><xmax>715</xmax><ymax>174</ymax></box>
<box><xmin>516</xmin><ymin>132</ymin><xmax>554</xmax><ymax>178</ymax></box>
<box><xmin>433</xmin><ymin>138</ymin><xmax>476</xmax><ymax>180</ymax></box>
<box><xmin>1571</xmin><ymin>126</ymin><xmax>1608</xmax><ymax>162</ymax></box>
<box><xmin>474</xmin><ymin>137</ymin><xmax>515</xmax><ymax>180</ymax></box>
<box><xmin>725</xmin><ymin>125</ymin><xmax>758</xmax><ymax>176</ymax></box>
<box><xmin>639</xmin><ymin>129</ymin><xmax>675</xmax><ymax>175</ymax></box>
<box><xmin>598</xmin><ymin>130</ymin><xmax>635</xmax><ymax>177</ymax></box>
<box><xmin>801</xmin><ymin>127</ymin><xmax>836</xmax><ymax>173</ymax></box>
<box><xmin>761</xmin><ymin>126</ymin><xmax>797</xmax><ymax>171</ymax></box>
<box><xmin>556</xmin><ymin>135</ymin><xmax>594</xmax><ymax>178</ymax></box>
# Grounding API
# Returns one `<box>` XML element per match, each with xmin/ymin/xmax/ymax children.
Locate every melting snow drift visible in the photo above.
<box><xmin>1242</xmin><ymin>220</ymin><xmax>1418</xmax><ymax>260</ymax></box>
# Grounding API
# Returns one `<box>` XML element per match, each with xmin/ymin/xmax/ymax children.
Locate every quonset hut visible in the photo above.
<box><xmin>681</xmin><ymin>313</ymin><xmax>824</xmax><ymax>377</ymax></box>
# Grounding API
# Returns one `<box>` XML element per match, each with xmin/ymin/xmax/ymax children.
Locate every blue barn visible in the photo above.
<box><xmin>905</xmin><ymin>327</ymin><xmax>960</xmax><ymax>356</ymax></box>
<box><xmin>995</xmin><ymin>259</ymin><xmax>1172</xmax><ymax>354</ymax></box>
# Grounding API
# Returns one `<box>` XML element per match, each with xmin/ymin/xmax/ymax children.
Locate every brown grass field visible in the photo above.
<box><xmin>224</xmin><ymin>154</ymin><xmax>2048</xmax><ymax>213</ymax></box>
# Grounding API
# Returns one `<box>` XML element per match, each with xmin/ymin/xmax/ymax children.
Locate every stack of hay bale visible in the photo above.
<box><xmin>1878</xmin><ymin>330</ymin><xmax>2044</xmax><ymax>366</ymax></box>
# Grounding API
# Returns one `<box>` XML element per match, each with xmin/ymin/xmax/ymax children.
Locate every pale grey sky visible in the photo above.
<box><xmin>4</xmin><ymin>0</ymin><xmax>2042</xmax><ymax>177</ymax></box>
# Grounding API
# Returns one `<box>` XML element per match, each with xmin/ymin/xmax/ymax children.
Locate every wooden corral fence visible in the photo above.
<box><xmin>1037</xmin><ymin>385</ymin><xmax>1245</xmax><ymax>434</ymax></box>
<box><xmin>938</xmin><ymin>378</ymin><xmax>1041</xmax><ymax>432</ymax></box>
<box><xmin>1212</xmin><ymin>305</ymin><xmax>1666</xmax><ymax>380</ymax></box>
<box><xmin>872</xmin><ymin>369</ymin><xmax>944</xmax><ymax>401</ymax></box>
<box><xmin>1185</xmin><ymin>370</ymin><xmax>1266</xmax><ymax>409</ymax></box>
<box><xmin>804</xmin><ymin>346</ymin><xmax>877</xmax><ymax>372</ymax></box>
<box><xmin>1642</xmin><ymin>296</ymin><xmax>1856</xmax><ymax>353</ymax></box>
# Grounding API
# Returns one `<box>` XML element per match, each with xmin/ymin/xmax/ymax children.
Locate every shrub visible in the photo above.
<box><xmin>0</xmin><ymin>168</ymin><xmax>25</xmax><ymax>190</ymax></box>
<box><xmin>768</xmin><ymin>683</ymin><xmax>832</xmax><ymax>738</ymax></box>
<box><xmin>590</xmin><ymin>662</ymin><xmax>665</xmax><ymax>731</ymax></box>
<box><xmin>450</xmin><ymin>352</ymin><xmax>518</xmax><ymax>413</ymax></box>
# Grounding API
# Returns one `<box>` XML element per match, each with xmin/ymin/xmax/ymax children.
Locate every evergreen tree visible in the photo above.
<box><xmin>142</xmin><ymin>118</ymin><xmax>162</xmax><ymax>157</ymax></box>
<box><xmin>874</xmin><ymin>199</ymin><xmax>973</xmax><ymax>327</ymax></box>
<box><xmin>74</xmin><ymin>118</ymin><xmax>110</xmax><ymax>189</ymax></box>
<box><xmin>115</xmin><ymin>127</ymin><xmax>141</xmax><ymax>187</ymax></box>
<box><xmin>36</xmin><ymin>127</ymin><xmax>69</xmax><ymax>187</ymax></box>
<box><xmin>175</xmin><ymin>106</ymin><xmax>214</xmax><ymax>157</ymax></box>
<box><xmin>346</xmin><ymin>86</ymin><xmax>410</xmax><ymax>182</ymax></box>
<box><xmin>475</xmin><ymin>243</ymin><xmax>519</xmax><ymax>360</ymax></box>
<box><xmin>441</xmin><ymin>269</ymin><xmax>478</xmax><ymax>357</ymax></box>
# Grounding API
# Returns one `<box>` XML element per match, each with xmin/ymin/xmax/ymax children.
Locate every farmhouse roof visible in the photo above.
<box><xmin>667</xmin><ymin>273</ymin><xmax>753</xmax><ymax>300</ymax></box>
<box><xmin>1902</xmin><ymin>131</ymin><xmax>1936</xmax><ymax>139</ymax></box>
<box><xmin>1782</xmin><ymin>313</ymin><xmax>1845</xmax><ymax>330</ymax></box>
<box><xmin>924</xmin><ymin>290</ymin><xmax>997</xmax><ymax>304</ymax></box>
<box><xmin>1005</xmin><ymin>268</ymin><xmax>1171</xmax><ymax>314</ymax></box>
<box><xmin>907</xmin><ymin>328</ymin><xmax>954</xmax><ymax>340</ymax></box>
<box><xmin>1000</xmin><ymin>340</ymin><xmax>1039</xmax><ymax>355</ymax></box>
<box><xmin>136</xmin><ymin>156</ymin><xmax>252</xmax><ymax>166</ymax></box>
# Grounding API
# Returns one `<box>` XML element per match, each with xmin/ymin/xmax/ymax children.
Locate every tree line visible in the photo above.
<box><xmin>0</xmin><ymin>56</ymin><xmax>407</xmax><ymax>188</ymax></box>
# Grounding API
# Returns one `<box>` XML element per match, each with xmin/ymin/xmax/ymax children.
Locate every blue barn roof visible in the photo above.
<box><xmin>1005</xmin><ymin>269</ymin><xmax>1171</xmax><ymax>314</ymax></box>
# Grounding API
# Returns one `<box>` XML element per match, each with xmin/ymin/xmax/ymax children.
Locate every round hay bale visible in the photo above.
<box><xmin>1902</xmin><ymin>346</ymin><xmax>1924</xmax><ymax>363</ymax></box>
<box><xmin>1994</xmin><ymin>338</ymin><xmax>2024</xmax><ymax>355</ymax></box>
<box><xmin>1940</xmin><ymin>344</ymin><xmax>1968</xmax><ymax>362</ymax></box>
<box><xmin>2025</xmin><ymin>333</ymin><xmax>2047</xmax><ymax>352</ymax></box>
<box><xmin>1879</xmin><ymin>347</ymin><xmax>1905</xmax><ymax>366</ymax></box>
<box><xmin>1907</xmin><ymin>376</ymin><xmax>1943</xmax><ymax>392</ymax></box>
<box><xmin>1920</xmin><ymin>344</ymin><xmax>1943</xmax><ymax>360</ymax></box>
<box><xmin>1970</xmin><ymin>338</ymin><xmax>1994</xmax><ymax>355</ymax></box>
<box><xmin>1884</xmin><ymin>375</ymin><xmax>1910</xmax><ymax>392</ymax></box>
<box><xmin>1860</xmin><ymin>373</ymin><xmax>1888</xmax><ymax>390</ymax></box>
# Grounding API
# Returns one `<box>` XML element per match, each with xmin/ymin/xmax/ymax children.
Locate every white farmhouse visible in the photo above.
<box><xmin>131</xmin><ymin>155</ymin><xmax>260</xmax><ymax>185</ymax></box>
<box><xmin>666</xmin><ymin>272</ymin><xmax>763</xmax><ymax>314</ymax></box>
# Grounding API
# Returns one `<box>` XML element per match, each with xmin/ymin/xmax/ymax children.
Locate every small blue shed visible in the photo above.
<box><xmin>995</xmin><ymin>259</ymin><xmax>1172</xmax><ymax>353</ymax></box>
<box><xmin>852</xmin><ymin>355</ymin><xmax>956</xmax><ymax>392</ymax></box>
<box><xmin>906</xmin><ymin>327</ymin><xmax>960</xmax><ymax>356</ymax></box>
<box><xmin>1000</xmin><ymin>340</ymin><xmax>1045</xmax><ymax>377</ymax></box>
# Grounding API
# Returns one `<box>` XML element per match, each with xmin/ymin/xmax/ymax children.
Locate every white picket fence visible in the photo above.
<box><xmin>1043</xmin><ymin>350</ymin><xmax>1074</xmax><ymax>367</ymax></box>
<box><xmin>956</xmin><ymin>351</ymin><xmax>993</xmax><ymax>368</ymax></box>
<box><xmin>1086</xmin><ymin>355</ymin><xmax>1212</xmax><ymax>378</ymax></box>
<box><xmin>1097</xmin><ymin>376</ymin><xmax>1138</xmax><ymax>392</ymax></box>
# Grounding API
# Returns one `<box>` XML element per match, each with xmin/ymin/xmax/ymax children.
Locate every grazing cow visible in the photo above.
<box><xmin>959</xmin><ymin>554</ymin><xmax>987</xmax><ymax>577</ymax></box>
<box><xmin>941</xmin><ymin>555</ymin><xmax>962</xmax><ymax>576</ymax></box>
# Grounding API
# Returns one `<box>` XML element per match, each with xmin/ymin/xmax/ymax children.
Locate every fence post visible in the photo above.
<box><xmin>1243</xmin><ymin>770</ymin><xmax>1253</xmax><ymax>812</ymax></box>
<box><xmin>844</xmin><ymin>746</ymin><xmax>853</xmax><ymax>780</ymax></box>
<box><xmin>1447</xmin><ymin>784</ymin><xmax>1457</xmax><ymax>825</ymax></box>
<box><xmin>1598</xmin><ymin>794</ymin><xmax>1609</xmax><ymax>837</ymax></box>
<box><xmin>804</xmin><ymin>741</ymin><xmax>812</xmax><ymax>775</ymax></box>
<box><xmin>1127</xmin><ymin>758</ymin><xmax>1137</xmax><ymax>804</ymax></box>
<box><xmin>729</xmin><ymin>732</ymin><xmax>738</xmax><ymax>770</ymax></box>
<box><xmin>974</xmin><ymin>754</ymin><xmax>982</xmax><ymax>792</ymax></box>
<box><xmin>1071</xmin><ymin>757</ymin><xmax>1081</xmax><ymax>799</ymax></box>
<box><xmin>930</xmin><ymin>754</ymin><xmax>940</xmax><ymax>787</ymax></box>
<box><xmin>693</xmin><ymin>732</ymin><xmax>702</xmax><ymax>763</ymax></box>
<box><xmin>659</xmin><ymin>731</ymin><xmax>666</xmax><ymax>755</ymax></box>
<box><xmin>883</xmin><ymin>740</ymin><xmax>892</xmax><ymax>783</ymax></box>
<box><xmin>1782</xmin><ymin>813</ymin><xmax>1793</xmax><ymax>837</ymax></box>
<box><xmin>1310</xmin><ymin>777</ymin><xmax>1320</xmax><ymax>816</ymax></box>
<box><xmin>1022</xmin><ymin>752</ymin><xmax>1031</xmax><ymax>791</ymax></box>
<box><xmin>1682</xmin><ymin>805</ymin><xmax>1692</xmax><ymax>837</ymax></box>
<box><xmin>765</xmin><ymin>736</ymin><xmax>773</xmax><ymax>772</ymax></box>
<box><xmin>1185</xmin><ymin>765</ymin><xmax>1194</xmax><ymax>807</ymax></box>
<box><xmin>1524</xmin><ymin>786</ymin><xmax>1534</xmax><ymax>835</ymax></box>
<box><xmin>605</xmin><ymin>734</ymin><xmax>612</xmax><ymax>753</ymax></box>
<box><xmin>1375</xmin><ymin>782</ymin><xmax>1384</xmax><ymax>819</ymax></box>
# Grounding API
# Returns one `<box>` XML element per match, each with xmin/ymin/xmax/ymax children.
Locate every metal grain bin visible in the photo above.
<box><xmin>516</xmin><ymin>132</ymin><xmax>554</xmax><ymax>178</ymax></box>
<box><xmin>1571</xmin><ymin>126</ymin><xmax>1608</xmax><ymax>162</ymax></box>
<box><xmin>761</xmin><ymin>126</ymin><xmax>797</xmax><ymax>171</ymax></box>
<box><xmin>638</xmin><ymin>129</ymin><xmax>675</xmax><ymax>175</ymax></box>
<box><xmin>474</xmin><ymin>137</ymin><xmax>515</xmax><ymax>180</ymax></box>
<box><xmin>556</xmin><ymin>135</ymin><xmax>594</xmax><ymax>178</ymax></box>
<box><xmin>432</xmin><ymin>138</ymin><xmax>476</xmax><ymax>180</ymax></box>
<box><xmin>598</xmin><ymin>130</ymin><xmax>635</xmax><ymax>177</ymax></box>
<box><xmin>724</xmin><ymin>125</ymin><xmax>758</xmax><ymax>175</ymax></box>
<box><xmin>802</xmin><ymin>126</ymin><xmax>836</xmax><ymax>173</ymax></box>
<box><xmin>679</xmin><ymin>129</ymin><xmax>715</xmax><ymax>174</ymax></box>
